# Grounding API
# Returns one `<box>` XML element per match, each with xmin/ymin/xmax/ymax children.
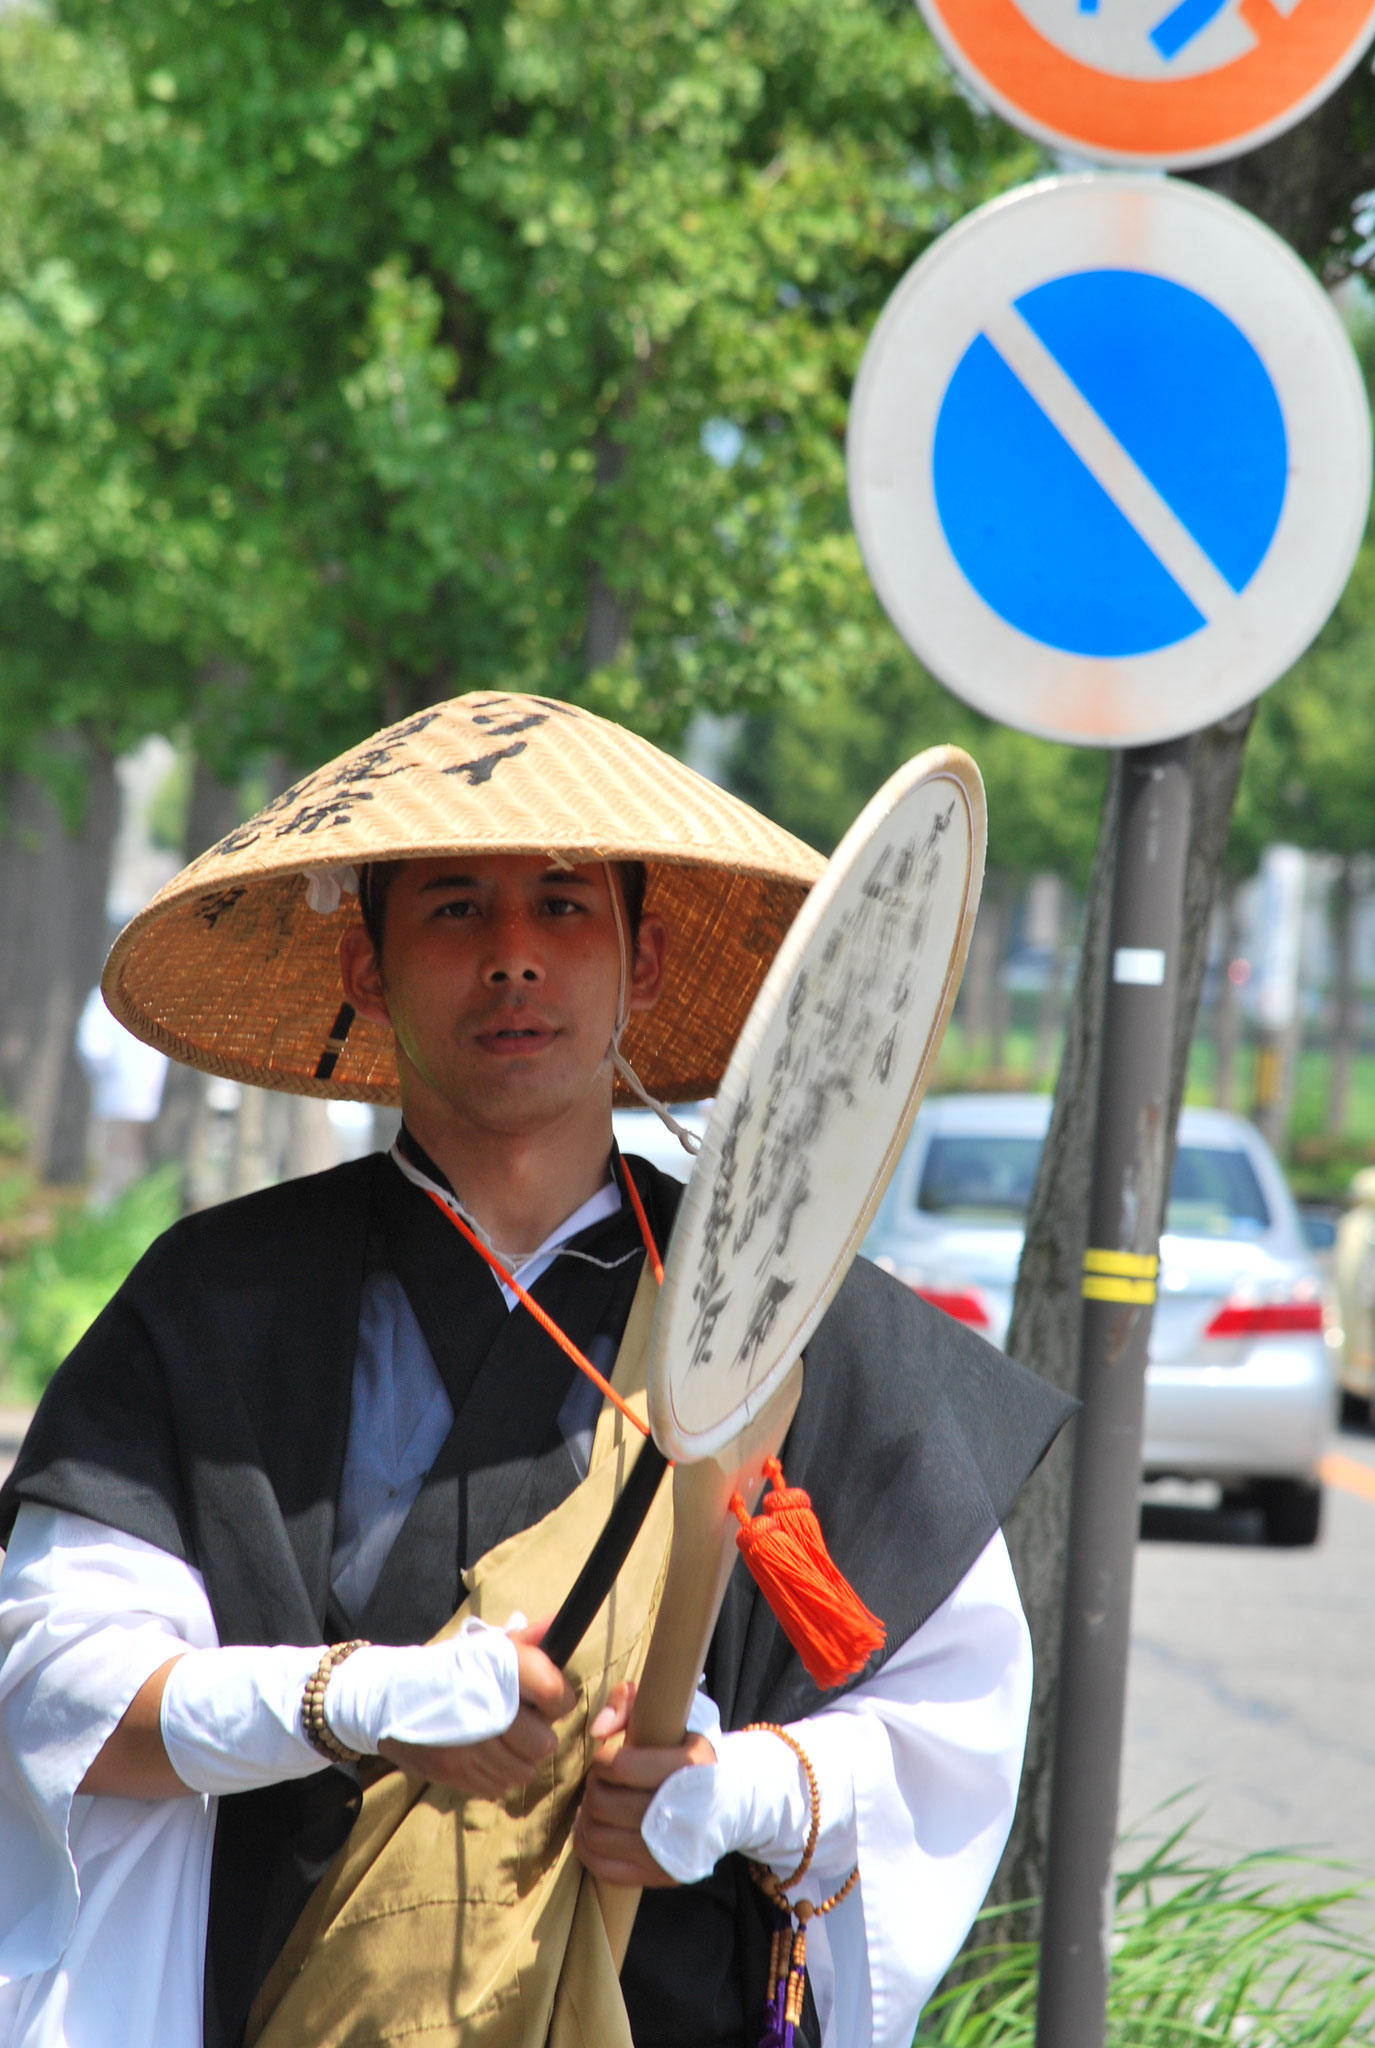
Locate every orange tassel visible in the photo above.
<box><xmin>730</xmin><ymin>1457</ymin><xmax>886</xmax><ymax>1690</ymax></box>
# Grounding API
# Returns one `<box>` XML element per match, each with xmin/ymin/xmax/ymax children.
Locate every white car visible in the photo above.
<box><xmin>862</xmin><ymin>1093</ymin><xmax>1336</xmax><ymax>1547</ymax></box>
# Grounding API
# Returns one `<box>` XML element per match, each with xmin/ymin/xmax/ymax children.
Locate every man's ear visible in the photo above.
<box><xmin>627</xmin><ymin>913</ymin><xmax>667</xmax><ymax>1015</ymax></box>
<box><xmin>339</xmin><ymin>923</ymin><xmax>392</xmax><ymax>1029</ymax></box>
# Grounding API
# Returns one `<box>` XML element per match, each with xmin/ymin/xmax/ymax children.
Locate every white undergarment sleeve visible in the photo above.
<box><xmin>160</xmin><ymin>1643</ymin><xmax>329</xmax><ymax>1796</ymax></box>
<box><xmin>640</xmin><ymin>1720</ymin><xmax>825</xmax><ymax>1883</ymax></box>
<box><xmin>159</xmin><ymin>1622</ymin><xmax>520</xmax><ymax>1796</ymax></box>
<box><xmin>322</xmin><ymin>1623</ymin><xmax>520</xmax><ymax>1757</ymax></box>
<box><xmin>641</xmin><ymin>1531</ymin><xmax>1032</xmax><ymax>2048</ymax></box>
<box><xmin>0</xmin><ymin>1503</ymin><xmax>220</xmax><ymax>2047</ymax></box>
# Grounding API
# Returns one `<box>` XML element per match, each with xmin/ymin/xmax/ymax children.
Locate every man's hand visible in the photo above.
<box><xmin>572</xmin><ymin>1681</ymin><xmax>716</xmax><ymax>1887</ymax></box>
<box><xmin>378</xmin><ymin>1622</ymin><xmax>575</xmax><ymax>1799</ymax></box>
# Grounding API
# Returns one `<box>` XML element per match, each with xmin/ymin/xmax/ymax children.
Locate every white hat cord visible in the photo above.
<box><xmin>302</xmin><ymin>865</ymin><xmax>359</xmax><ymax>915</ymax></box>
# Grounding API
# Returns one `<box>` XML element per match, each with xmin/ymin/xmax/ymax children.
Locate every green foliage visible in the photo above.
<box><xmin>730</xmin><ymin>661</ymin><xmax>1107</xmax><ymax>875</ymax></box>
<box><xmin>919</xmin><ymin>1833</ymin><xmax>1375</xmax><ymax>2047</ymax></box>
<box><xmin>1234</xmin><ymin>511</ymin><xmax>1375</xmax><ymax>874</ymax></box>
<box><xmin>0</xmin><ymin>1166</ymin><xmax>180</xmax><ymax>1398</ymax></box>
<box><xmin>145</xmin><ymin>745</ymin><xmax>191</xmax><ymax>850</ymax></box>
<box><xmin>0</xmin><ymin>0</ymin><xmax>1038</xmax><ymax>773</ymax></box>
<box><xmin>0</xmin><ymin>23</ymin><xmax>201</xmax><ymax>772</ymax></box>
<box><xmin>1229</xmin><ymin>295</ymin><xmax>1375</xmax><ymax>878</ymax></box>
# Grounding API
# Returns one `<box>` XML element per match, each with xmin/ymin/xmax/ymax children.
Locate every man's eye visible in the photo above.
<box><xmin>544</xmin><ymin>897</ymin><xmax>582</xmax><ymax>916</ymax></box>
<box><xmin>434</xmin><ymin>899</ymin><xmax>479</xmax><ymax>919</ymax></box>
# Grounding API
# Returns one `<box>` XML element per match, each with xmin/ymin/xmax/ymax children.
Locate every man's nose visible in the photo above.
<box><xmin>482</xmin><ymin>910</ymin><xmax>544</xmax><ymax>987</ymax></box>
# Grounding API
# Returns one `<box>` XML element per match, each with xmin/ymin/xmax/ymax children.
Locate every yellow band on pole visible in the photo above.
<box><xmin>1081</xmin><ymin>1275</ymin><xmax>1157</xmax><ymax>1305</ymax></box>
<box><xmin>1082</xmin><ymin>1248</ymin><xmax>1159</xmax><ymax>1279</ymax></box>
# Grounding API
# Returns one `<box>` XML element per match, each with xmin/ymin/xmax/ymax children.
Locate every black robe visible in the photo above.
<box><xmin>0</xmin><ymin>1152</ymin><xmax>1073</xmax><ymax>2048</ymax></box>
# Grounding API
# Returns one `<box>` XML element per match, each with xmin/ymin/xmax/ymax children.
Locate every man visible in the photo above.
<box><xmin>0</xmin><ymin>693</ymin><xmax>1071</xmax><ymax>2048</ymax></box>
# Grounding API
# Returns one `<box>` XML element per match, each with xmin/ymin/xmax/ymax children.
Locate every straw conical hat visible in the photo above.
<box><xmin>102</xmin><ymin>692</ymin><xmax>825</xmax><ymax>1106</ymax></box>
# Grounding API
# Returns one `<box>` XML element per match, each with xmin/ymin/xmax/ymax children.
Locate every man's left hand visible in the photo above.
<box><xmin>572</xmin><ymin>1681</ymin><xmax>716</xmax><ymax>1888</ymax></box>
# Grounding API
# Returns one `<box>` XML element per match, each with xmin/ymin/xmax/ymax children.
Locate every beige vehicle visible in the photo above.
<box><xmin>1335</xmin><ymin>1168</ymin><xmax>1375</xmax><ymax>1424</ymax></box>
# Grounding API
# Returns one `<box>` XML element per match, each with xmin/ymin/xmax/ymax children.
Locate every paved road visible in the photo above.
<box><xmin>1122</xmin><ymin>1424</ymin><xmax>1375</xmax><ymax>1886</ymax></box>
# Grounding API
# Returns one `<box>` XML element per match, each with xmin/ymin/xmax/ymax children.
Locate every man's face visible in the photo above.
<box><xmin>339</xmin><ymin>854</ymin><xmax>665</xmax><ymax>1139</ymax></box>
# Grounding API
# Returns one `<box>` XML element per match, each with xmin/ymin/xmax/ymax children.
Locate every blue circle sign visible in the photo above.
<box><xmin>849</xmin><ymin>178</ymin><xmax>1371</xmax><ymax>747</ymax></box>
<box><xmin>933</xmin><ymin>271</ymin><xmax>1288</xmax><ymax>658</ymax></box>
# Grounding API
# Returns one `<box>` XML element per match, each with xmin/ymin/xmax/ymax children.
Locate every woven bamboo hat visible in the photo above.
<box><xmin>102</xmin><ymin>692</ymin><xmax>825</xmax><ymax>1106</ymax></box>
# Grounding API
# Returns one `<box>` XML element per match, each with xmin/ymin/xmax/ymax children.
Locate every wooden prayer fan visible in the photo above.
<box><xmin>543</xmin><ymin>745</ymin><xmax>987</xmax><ymax>1964</ymax></box>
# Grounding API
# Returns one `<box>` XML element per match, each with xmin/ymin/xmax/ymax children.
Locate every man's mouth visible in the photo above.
<box><xmin>474</xmin><ymin>1017</ymin><xmax>559</xmax><ymax>1057</ymax></box>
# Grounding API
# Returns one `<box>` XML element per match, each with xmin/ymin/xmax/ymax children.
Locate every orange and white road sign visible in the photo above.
<box><xmin>915</xmin><ymin>0</ymin><xmax>1375</xmax><ymax>167</ymax></box>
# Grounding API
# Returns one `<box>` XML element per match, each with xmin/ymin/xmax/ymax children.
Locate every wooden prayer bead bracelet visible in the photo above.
<box><xmin>302</xmin><ymin>1639</ymin><xmax>371</xmax><ymax>1765</ymax></box>
<box><xmin>742</xmin><ymin>1722</ymin><xmax>821</xmax><ymax>1895</ymax></box>
<box><xmin>742</xmin><ymin>1722</ymin><xmax>861</xmax><ymax>2048</ymax></box>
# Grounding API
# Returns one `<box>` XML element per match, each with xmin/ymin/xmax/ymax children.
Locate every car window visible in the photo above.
<box><xmin>913</xmin><ymin>1131</ymin><xmax>1273</xmax><ymax>1236</ymax></box>
<box><xmin>1166</xmin><ymin>1146</ymin><xmax>1270</xmax><ymax>1236</ymax></box>
<box><xmin>916</xmin><ymin>1135</ymin><xmax>1043</xmax><ymax>1218</ymax></box>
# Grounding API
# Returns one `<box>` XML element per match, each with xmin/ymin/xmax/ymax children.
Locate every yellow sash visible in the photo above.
<box><xmin>247</xmin><ymin>1266</ymin><xmax>672</xmax><ymax>2048</ymax></box>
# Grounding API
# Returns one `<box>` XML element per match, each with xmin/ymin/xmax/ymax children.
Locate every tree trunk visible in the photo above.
<box><xmin>982</xmin><ymin>759</ymin><xmax>1118</xmax><ymax>1931</ymax></box>
<box><xmin>1032</xmin><ymin>875</ymin><xmax>1067</xmax><ymax>1085</ymax></box>
<box><xmin>1328</xmin><ymin>857</ymin><xmax>1357</xmax><ymax>1138</ymax></box>
<box><xmin>148</xmin><ymin>757</ymin><xmax>244</xmax><ymax>1193</ymax></box>
<box><xmin>284</xmin><ymin>1096</ymin><xmax>340</xmax><ymax>1179</ymax></box>
<box><xmin>1253</xmin><ymin>851</ymin><xmax>1309</xmax><ymax>1159</ymax></box>
<box><xmin>961</xmin><ymin>878</ymin><xmax>1002</xmax><ymax>1068</ymax></box>
<box><xmin>227</xmin><ymin>1084</ymin><xmax>293</xmax><ymax>1198</ymax></box>
<box><xmin>985</xmin><ymin>706</ymin><xmax>1254</xmax><ymax>1939</ymax></box>
<box><xmin>1213</xmin><ymin>880</ymin><xmax>1243</xmax><ymax>1112</ymax></box>
<box><xmin>989</xmin><ymin>874</ymin><xmax>1014</xmax><ymax>1078</ymax></box>
<box><xmin>1164</xmin><ymin>711</ymin><xmax>1256</xmax><ymax>1160</ymax></box>
<box><xmin>0</xmin><ymin>740</ymin><xmax>120</xmax><ymax>1185</ymax></box>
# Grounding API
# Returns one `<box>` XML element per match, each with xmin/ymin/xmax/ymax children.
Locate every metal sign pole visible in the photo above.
<box><xmin>1034</xmin><ymin>736</ymin><xmax>1193</xmax><ymax>2048</ymax></box>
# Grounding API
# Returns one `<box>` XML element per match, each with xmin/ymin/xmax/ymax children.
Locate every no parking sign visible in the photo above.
<box><xmin>916</xmin><ymin>0</ymin><xmax>1375</xmax><ymax>166</ymax></box>
<box><xmin>847</xmin><ymin>175</ymin><xmax>1372</xmax><ymax>749</ymax></box>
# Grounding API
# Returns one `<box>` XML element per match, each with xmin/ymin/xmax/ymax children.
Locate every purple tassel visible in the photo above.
<box><xmin>757</xmin><ymin>1978</ymin><xmax>788</xmax><ymax>2048</ymax></box>
<box><xmin>757</xmin><ymin>1909</ymin><xmax>797</xmax><ymax>2048</ymax></box>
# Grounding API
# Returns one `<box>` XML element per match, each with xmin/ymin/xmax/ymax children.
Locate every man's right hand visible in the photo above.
<box><xmin>80</xmin><ymin>1620</ymin><xmax>574</xmax><ymax>1804</ymax></box>
<box><xmin>377</xmin><ymin>1624</ymin><xmax>576</xmax><ymax>1798</ymax></box>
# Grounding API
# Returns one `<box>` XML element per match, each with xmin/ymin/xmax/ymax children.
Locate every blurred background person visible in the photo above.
<box><xmin>74</xmin><ymin>988</ymin><xmax>168</xmax><ymax>1207</ymax></box>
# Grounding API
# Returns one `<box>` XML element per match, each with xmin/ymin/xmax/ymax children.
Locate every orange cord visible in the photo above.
<box><xmin>619</xmin><ymin>1159</ymin><xmax>665</xmax><ymax>1287</ymax></box>
<box><xmin>420</xmin><ymin>1176</ymin><xmax>662</xmax><ymax>1440</ymax></box>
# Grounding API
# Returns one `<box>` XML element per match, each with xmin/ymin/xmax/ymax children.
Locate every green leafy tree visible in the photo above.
<box><xmin>0</xmin><ymin>0</ymin><xmax>1035</xmax><ymax>1173</ymax></box>
<box><xmin>1231</xmin><ymin>495</ymin><xmax>1375</xmax><ymax>1131</ymax></box>
<box><xmin>11</xmin><ymin>0</ymin><xmax>1037</xmax><ymax>760</ymax></box>
<box><xmin>731</xmin><ymin>658</ymin><xmax>1106</xmax><ymax>876</ymax></box>
<box><xmin>731</xmin><ymin>659</ymin><xmax>1107</xmax><ymax>1073</ymax></box>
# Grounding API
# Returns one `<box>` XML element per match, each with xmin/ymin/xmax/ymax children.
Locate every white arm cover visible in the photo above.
<box><xmin>0</xmin><ymin>1504</ymin><xmax>219</xmax><ymax>2043</ymax></box>
<box><xmin>161</xmin><ymin>1626</ymin><xmax>521</xmax><ymax>1795</ymax></box>
<box><xmin>0</xmin><ymin>1506</ymin><xmax>525</xmax><ymax>2047</ymax></box>
<box><xmin>641</xmin><ymin>1531</ymin><xmax>1032</xmax><ymax>2048</ymax></box>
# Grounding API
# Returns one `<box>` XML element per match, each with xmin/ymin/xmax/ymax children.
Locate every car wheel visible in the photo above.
<box><xmin>1254</xmin><ymin>1478</ymin><xmax>1323</xmax><ymax>1548</ymax></box>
